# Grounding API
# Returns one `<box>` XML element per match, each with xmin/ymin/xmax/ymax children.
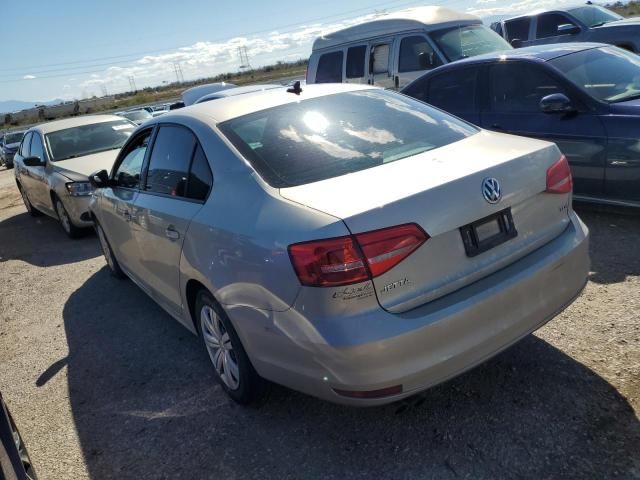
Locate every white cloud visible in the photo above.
<box><xmin>23</xmin><ymin>74</ymin><xmax>36</xmax><ymax>80</ymax></box>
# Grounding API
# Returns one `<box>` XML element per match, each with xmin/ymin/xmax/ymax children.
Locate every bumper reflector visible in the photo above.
<box><xmin>333</xmin><ymin>384</ymin><xmax>403</xmax><ymax>399</ymax></box>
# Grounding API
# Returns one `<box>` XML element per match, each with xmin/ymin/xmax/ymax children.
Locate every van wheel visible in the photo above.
<box><xmin>54</xmin><ymin>196</ymin><xmax>82</xmax><ymax>238</ymax></box>
<box><xmin>18</xmin><ymin>184</ymin><xmax>42</xmax><ymax>217</ymax></box>
<box><xmin>196</xmin><ymin>289</ymin><xmax>266</xmax><ymax>404</ymax></box>
<box><xmin>95</xmin><ymin>221</ymin><xmax>125</xmax><ymax>278</ymax></box>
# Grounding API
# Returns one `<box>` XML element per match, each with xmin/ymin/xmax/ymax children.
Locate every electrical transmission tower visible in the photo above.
<box><xmin>100</xmin><ymin>84</ymin><xmax>109</xmax><ymax>97</ymax></box>
<box><xmin>173</xmin><ymin>63</ymin><xmax>185</xmax><ymax>84</ymax></box>
<box><xmin>237</xmin><ymin>46</ymin><xmax>252</xmax><ymax>70</ymax></box>
<box><xmin>128</xmin><ymin>76</ymin><xmax>137</xmax><ymax>92</ymax></box>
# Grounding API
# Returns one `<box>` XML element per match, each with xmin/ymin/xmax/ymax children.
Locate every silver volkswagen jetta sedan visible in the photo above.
<box><xmin>89</xmin><ymin>84</ymin><xmax>589</xmax><ymax>406</ymax></box>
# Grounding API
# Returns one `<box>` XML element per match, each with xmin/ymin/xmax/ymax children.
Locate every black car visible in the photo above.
<box><xmin>0</xmin><ymin>392</ymin><xmax>37</xmax><ymax>479</ymax></box>
<box><xmin>402</xmin><ymin>43</ymin><xmax>640</xmax><ymax>208</ymax></box>
<box><xmin>492</xmin><ymin>3</ymin><xmax>640</xmax><ymax>52</ymax></box>
<box><xmin>1</xmin><ymin>130</ymin><xmax>27</xmax><ymax>169</ymax></box>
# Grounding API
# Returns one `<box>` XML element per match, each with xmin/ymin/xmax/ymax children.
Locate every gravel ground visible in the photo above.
<box><xmin>0</xmin><ymin>166</ymin><xmax>638</xmax><ymax>479</ymax></box>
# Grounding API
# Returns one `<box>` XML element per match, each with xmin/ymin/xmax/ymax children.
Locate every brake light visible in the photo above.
<box><xmin>546</xmin><ymin>155</ymin><xmax>573</xmax><ymax>194</ymax></box>
<box><xmin>288</xmin><ymin>223</ymin><xmax>428</xmax><ymax>287</ymax></box>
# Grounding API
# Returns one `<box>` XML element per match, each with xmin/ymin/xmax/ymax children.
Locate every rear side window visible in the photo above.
<box><xmin>187</xmin><ymin>145</ymin><xmax>213</xmax><ymax>201</ymax></box>
<box><xmin>30</xmin><ymin>133</ymin><xmax>45</xmax><ymax>160</ymax></box>
<box><xmin>145</xmin><ymin>125</ymin><xmax>196</xmax><ymax>197</ymax></box>
<box><xmin>489</xmin><ymin>63</ymin><xmax>567</xmax><ymax>113</ymax></box>
<box><xmin>504</xmin><ymin>18</ymin><xmax>531</xmax><ymax>42</ymax></box>
<box><xmin>219</xmin><ymin>90</ymin><xmax>477</xmax><ymax>188</ymax></box>
<box><xmin>19</xmin><ymin>132</ymin><xmax>32</xmax><ymax>157</ymax></box>
<box><xmin>316</xmin><ymin>51</ymin><xmax>343</xmax><ymax>83</ymax></box>
<box><xmin>427</xmin><ymin>68</ymin><xmax>479</xmax><ymax>115</ymax></box>
<box><xmin>398</xmin><ymin>36</ymin><xmax>441</xmax><ymax>72</ymax></box>
<box><xmin>346</xmin><ymin>46</ymin><xmax>367</xmax><ymax>79</ymax></box>
<box><xmin>536</xmin><ymin>13</ymin><xmax>576</xmax><ymax>39</ymax></box>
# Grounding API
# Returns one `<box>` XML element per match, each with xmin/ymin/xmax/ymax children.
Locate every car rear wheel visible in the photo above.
<box><xmin>196</xmin><ymin>290</ymin><xmax>266</xmax><ymax>404</ymax></box>
<box><xmin>95</xmin><ymin>222</ymin><xmax>125</xmax><ymax>278</ymax></box>
<box><xmin>18</xmin><ymin>184</ymin><xmax>42</xmax><ymax>217</ymax></box>
<box><xmin>54</xmin><ymin>197</ymin><xmax>82</xmax><ymax>239</ymax></box>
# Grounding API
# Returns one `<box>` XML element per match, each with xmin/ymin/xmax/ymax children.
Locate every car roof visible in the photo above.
<box><xmin>439</xmin><ymin>42</ymin><xmax>605</xmax><ymax>66</ymax></box>
<box><xmin>146</xmin><ymin>83</ymin><xmax>377</xmax><ymax>126</ymax></box>
<box><xmin>502</xmin><ymin>4</ymin><xmax>598</xmax><ymax>20</ymax></box>
<box><xmin>30</xmin><ymin>114</ymin><xmax>129</xmax><ymax>134</ymax></box>
<box><xmin>182</xmin><ymin>82</ymin><xmax>237</xmax><ymax>105</ymax></box>
<box><xmin>312</xmin><ymin>6</ymin><xmax>481</xmax><ymax>51</ymax></box>
<box><xmin>195</xmin><ymin>84</ymin><xmax>283</xmax><ymax>103</ymax></box>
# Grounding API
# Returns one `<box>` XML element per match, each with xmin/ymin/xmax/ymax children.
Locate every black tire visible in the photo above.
<box><xmin>17</xmin><ymin>183</ymin><xmax>42</xmax><ymax>217</ymax></box>
<box><xmin>95</xmin><ymin>221</ymin><xmax>125</xmax><ymax>278</ymax></box>
<box><xmin>53</xmin><ymin>196</ymin><xmax>83</xmax><ymax>239</ymax></box>
<box><xmin>196</xmin><ymin>289</ymin><xmax>266</xmax><ymax>404</ymax></box>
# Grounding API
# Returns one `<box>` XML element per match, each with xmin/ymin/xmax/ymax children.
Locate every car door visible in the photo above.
<box><xmin>403</xmin><ymin>65</ymin><xmax>482</xmax><ymax>126</ymax></box>
<box><xmin>394</xmin><ymin>34</ymin><xmax>442</xmax><ymax>89</ymax></box>
<box><xmin>368</xmin><ymin>38</ymin><xmax>395</xmax><ymax>88</ymax></box>
<box><xmin>131</xmin><ymin>124</ymin><xmax>209</xmax><ymax>317</ymax></box>
<box><xmin>532</xmin><ymin>12</ymin><xmax>585</xmax><ymax>46</ymax></box>
<box><xmin>480</xmin><ymin>61</ymin><xmax>607</xmax><ymax>197</ymax></box>
<box><xmin>24</xmin><ymin>132</ymin><xmax>52</xmax><ymax>211</ymax></box>
<box><xmin>99</xmin><ymin>128</ymin><xmax>153</xmax><ymax>280</ymax></box>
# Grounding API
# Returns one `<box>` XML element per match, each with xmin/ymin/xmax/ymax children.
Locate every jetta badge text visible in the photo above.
<box><xmin>482</xmin><ymin>177</ymin><xmax>502</xmax><ymax>204</ymax></box>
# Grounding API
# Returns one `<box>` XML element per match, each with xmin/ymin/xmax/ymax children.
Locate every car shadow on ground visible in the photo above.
<box><xmin>0</xmin><ymin>211</ymin><xmax>99</xmax><ymax>267</ymax></box>
<box><xmin>55</xmin><ymin>267</ymin><xmax>640</xmax><ymax>479</ymax></box>
<box><xmin>575</xmin><ymin>206</ymin><xmax>640</xmax><ymax>285</ymax></box>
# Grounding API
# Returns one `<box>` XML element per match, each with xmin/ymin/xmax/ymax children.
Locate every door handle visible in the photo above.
<box><xmin>490</xmin><ymin>124</ymin><xmax>504</xmax><ymax>130</ymax></box>
<box><xmin>394</xmin><ymin>75</ymin><xmax>399</xmax><ymax>89</ymax></box>
<box><xmin>122</xmin><ymin>210</ymin><xmax>132</xmax><ymax>222</ymax></box>
<box><xmin>165</xmin><ymin>226</ymin><xmax>180</xmax><ymax>240</ymax></box>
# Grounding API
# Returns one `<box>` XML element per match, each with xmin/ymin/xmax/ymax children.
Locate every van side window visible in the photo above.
<box><xmin>346</xmin><ymin>46</ymin><xmax>367</xmax><ymax>79</ymax></box>
<box><xmin>504</xmin><ymin>18</ymin><xmax>531</xmax><ymax>42</ymax></box>
<box><xmin>316</xmin><ymin>51</ymin><xmax>343</xmax><ymax>83</ymax></box>
<box><xmin>398</xmin><ymin>36</ymin><xmax>441</xmax><ymax>72</ymax></box>
<box><xmin>371</xmin><ymin>44</ymin><xmax>390</xmax><ymax>74</ymax></box>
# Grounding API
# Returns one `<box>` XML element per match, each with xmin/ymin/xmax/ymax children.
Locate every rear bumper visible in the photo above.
<box><xmin>234</xmin><ymin>212</ymin><xmax>590</xmax><ymax>406</ymax></box>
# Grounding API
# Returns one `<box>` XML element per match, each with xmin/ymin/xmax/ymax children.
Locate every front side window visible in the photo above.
<box><xmin>113</xmin><ymin>130</ymin><xmax>152</xmax><ymax>188</ymax></box>
<box><xmin>19</xmin><ymin>133</ymin><xmax>32</xmax><ymax>157</ymax></box>
<box><xmin>346</xmin><ymin>46</ymin><xmax>367</xmax><ymax>79</ymax></box>
<box><xmin>145</xmin><ymin>125</ymin><xmax>196</xmax><ymax>197</ymax></box>
<box><xmin>219</xmin><ymin>90</ymin><xmax>477</xmax><ymax>188</ymax></box>
<box><xmin>45</xmin><ymin>120</ymin><xmax>135</xmax><ymax>162</ymax></box>
<box><xmin>29</xmin><ymin>133</ymin><xmax>45</xmax><ymax>160</ymax></box>
<box><xmin>430</xmin><ymin>25</ymin><xmax>512</xmax><ymax>62</ymax></box>
<box><xmin>536</xmin><ymin>13</ymin><xmax>577</xmax><ymax>39</ymax></box>
<box><xmin>398</xmin><ymin>36</ymin><xmax>441</xmax><ymax>73</ymax></box>
<box><xmin>490</xmin><ymin>63</ymin><xmax>567</xmax><ymax>113</ymax></box>
<box><xmin>550</xmin><ymin>46</ymin><xmax>640</xmax><ymax>103</ymax></box>
<box><xmin>504</xmin><ymin>18</ymin><xmax>531</xmax><ymax>42</ymax></box>
<box><xmin>316</xmin><ymin>51</ymin><xmax>343</xmax><ymax>83</ymax></box>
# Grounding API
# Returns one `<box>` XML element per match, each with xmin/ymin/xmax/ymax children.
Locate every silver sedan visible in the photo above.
<box><xmin>14</xmin><ymin>115</ymin><xmax>136</xmax><ymax>237</ymax></box>
<box><xmin>89</xmin><ymin>84</ymin><xmax>590</xmax><ymax>405</ymax></box>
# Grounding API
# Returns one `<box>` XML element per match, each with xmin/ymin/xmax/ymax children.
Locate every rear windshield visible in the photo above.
<box><xmin>219</xmin><ymin>89</ymin><xmax>477</xmax><ymax>187</ymax></box>
<box><xmin>45</xmin><ymin>120</ymin><xmax>136</xmax><ymax>161</ymax></box>
<box><xmin>430</xmin><ymin>24</ymin><xmax>511</xmax><ymax>62</ymax></box>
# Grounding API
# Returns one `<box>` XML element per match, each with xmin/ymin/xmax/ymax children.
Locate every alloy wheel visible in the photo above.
<box><xmin>200</xmin><ymin>304</ymin><xmax>240</xmax><ymax>390</ymax></box>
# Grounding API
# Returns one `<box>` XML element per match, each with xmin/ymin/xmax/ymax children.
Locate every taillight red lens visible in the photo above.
<box><xmin>355</xmin><ymin>224</ymin><xmax>429</xmax><ymax>277</ymax></box>
<box><xmin>546</xmin><ymin>155</ymin><xmax>573</xmax><ymax>194</ymax></box>
<box><xmin>288</xmin><ymin>223</ymin><xmax>428</xmax><ymax>287</ymax></box>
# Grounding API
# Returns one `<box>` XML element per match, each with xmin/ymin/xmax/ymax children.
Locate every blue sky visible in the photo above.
<box><xmin>1</xmin><ymin>0</ymin><xmax>576</xmax><ymax>102</ymax></box>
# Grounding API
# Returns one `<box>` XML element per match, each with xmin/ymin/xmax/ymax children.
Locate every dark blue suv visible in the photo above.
<box><xmin>402</xmin><ymin>43</ymin><xmax>640</xmax><ymax>207</ymax></box>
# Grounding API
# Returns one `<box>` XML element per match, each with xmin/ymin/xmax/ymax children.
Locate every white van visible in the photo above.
<box><xmin>307</xmin><ymin>6</ymin><xmax>511</xmax><ymax>89</ymax></box>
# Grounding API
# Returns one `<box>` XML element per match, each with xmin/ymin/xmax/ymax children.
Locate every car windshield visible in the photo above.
<box><xmin>124</xmin><ymin>110</ymin><xmax>152</xmax><ymax>121</ymax></box>
<box><xmin>45</xmin><ymin>120</ymin><xmax>136</xmax><ymax>161</ymax></box>
<box><xmin>550</xmin><ymin>46</ymin><xmax>640</xmax><ymax>103</ymax></box>
<box><xmin>219</xmin><ymin>89</ymin><xmax>478</xmax><ymax>188</ymax></box>
<box><xmin>567</xmin><ymin>6</ymin><xmax>621</xmax><ymax>27</ymax></box>
<box><xmin>4</xmin><ymin>132</ymin><xmax>24</xmax><ymax>144</ymax></box>
<box><xmin>430</xmin><ymin>24</ymin><xmax>512</xmax><ymax>62</ymax></box>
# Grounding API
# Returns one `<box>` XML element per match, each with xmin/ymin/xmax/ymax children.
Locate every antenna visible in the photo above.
<box><xmin>237</xmin><ymin>46</ymin><xmax>252</xmax><ymax>70</ymax></box>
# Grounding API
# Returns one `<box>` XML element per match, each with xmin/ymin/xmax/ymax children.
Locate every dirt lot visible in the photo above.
<box><xmin>0</xmin><ymin>166</ymin><xmax>638</xmax><ymax>479</ymax></box>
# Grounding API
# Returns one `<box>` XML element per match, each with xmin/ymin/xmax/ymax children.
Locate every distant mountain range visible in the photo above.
<box><xmin>0</xmin><ymin>99</ymin><xmax>65</xmax><ymax>114</ymax></box>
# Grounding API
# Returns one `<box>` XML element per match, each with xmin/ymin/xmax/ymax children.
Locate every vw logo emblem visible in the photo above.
<box><xmin>482</xmin><ymin>177</ymin><xmax>502</xmax><ymax>204</ymax></box>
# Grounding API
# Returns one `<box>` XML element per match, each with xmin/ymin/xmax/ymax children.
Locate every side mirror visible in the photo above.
<box><xmin>558</xmin><ymin>24</ymin><xmax>580</xmax><ymax>35</ymax></box>
<box><xmin>540</xmin><ymin>93</ymin><xmax>575</xmax><ymax>114</ymax></box>
<box><xmin>23</xmin><ymin>156</ymin><xmax>45</xmax><ymax>167</ymax></box>
<box><xmin>89</xmin><ymin>169</ymin><xmax>110</xmax><ymax>189</ymax></box>
<box><xmin>510</xmin><ymin>38</ymin><xmax>523</xmax><ymax>48</ymax></box>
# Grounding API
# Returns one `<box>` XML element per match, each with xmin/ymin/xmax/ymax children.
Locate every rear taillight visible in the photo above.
<box><xmin>288</xmin><ymin>223</ymin><xmax>428</xmax><ymax>287</ymax></box>
<box><xmin>546</xmin><ymin>155</ymin><xmax>573</xmax><ymax>194</ymax></box>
